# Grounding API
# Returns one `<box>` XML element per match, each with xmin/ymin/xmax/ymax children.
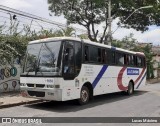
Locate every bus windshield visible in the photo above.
<box><xmin>22</xmin><ymin>41</ymin><xmax>62</xmax><ymax>76</ymax></box>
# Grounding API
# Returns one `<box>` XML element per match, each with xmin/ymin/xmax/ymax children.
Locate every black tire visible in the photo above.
<box><xmin>127</xmin><ymin>82</ymin><xmax>134</xmax><ymax>95</ymax></box>
<box><xmin>78</xmin><ymin>86</ymin><xmax>89</xmax><ymax>105</ymax></box>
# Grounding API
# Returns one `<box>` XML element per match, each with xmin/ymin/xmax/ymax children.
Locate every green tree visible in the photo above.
<box><xmin>133</xmin><ymin>44</ymin><xmax>154</xmax><ymax>79</ymax></box>
<box><xmin>111</xmin><ymin>40</ymin><xmax>123</xmax><ymax>48</ymax></box>
<box><xmin>53</xmin><ymin>26</ymin><xmax>76</xmax><ymax>37</ymax></box>
<box><xmin>48</xmin><ymin>0</ymin><xmax>160</xmax><ymax>43</ymax></box>
<box><xmin>0</xmin><ymin>34</ymin><xmax>29</xmax><ymax>66</ymax></box>
<box><xmin>112</xmin><ymin>33</ymin><xmax>137</xmax><ymax>49</ymax></box>
<box><xmin>78</xmin><ymin>34</ymin><xmax>89</xmax><ymax>39</ymax></box>
<box><xmin>0</xmin><ymin>21</ymin><xmax>75</xmax><ymax>66</ymax></box>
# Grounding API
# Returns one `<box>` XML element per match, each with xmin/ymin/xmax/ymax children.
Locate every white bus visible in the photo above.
<box><xmin>20</xmin><ymin>37</ymin><xmax>146</xmax><ymax>105</ymax></box>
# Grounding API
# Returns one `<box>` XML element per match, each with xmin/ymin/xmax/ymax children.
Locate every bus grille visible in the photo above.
<box><xmin>27</xmin><ymin>84</ymin><xmax>34</xmax><ymax>87</ymax></box>
<box><xmin>27</xmin><ymin>84</ymin><xmax>45</xmax><ymax>88</ymax></box>
<box><xmin>28</xmin><ymin>91</ymin><xmax>45</xmax><ymax>97</ymax></box>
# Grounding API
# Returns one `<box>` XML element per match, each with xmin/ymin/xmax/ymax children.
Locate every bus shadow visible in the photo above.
<box><xmin>26</xmin><ymin>90</ymin><xmax>148</xmax><ymax>112</ymax></box>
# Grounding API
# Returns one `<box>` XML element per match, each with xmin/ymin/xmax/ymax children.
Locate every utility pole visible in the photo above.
<box><xmin>108</xmin><ymin>0</ymin><xmax>112</xmax><ymax>45</ymax></box>
<box><xmin>104</xmin><ymin>0</ymin><xmax>112</xmax><ymax>45</ymax></box>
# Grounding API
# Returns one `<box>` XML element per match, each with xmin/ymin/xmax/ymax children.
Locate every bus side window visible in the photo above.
<box><xmin>128</xmin><ymin>55</ymin><xmax>131</xmax><ymax>66</ymax></box>
<box><xmin>133</xmin><ymin>56</ymin><xmax>137</xmax><ymax>66</ymax></box>
<box><xmin>137</xmin><ymin>57</ymin><xmax>142</xmax><ymax>67</ymax></box>
<box><xmin>141</xmin><ymin>57</ymin><xmax>144</xmax><ymax>67</ymax></box>
<box><xmin>111</xmin><ymin>51</ymin><xmax>116</xmax><ymax>64</ymax></box>
<box><xmin>89</xmin><ymin>46</ymin><xmax>100</xmax><ymax>63</ymax></box>
<box><xmin>63</xmin><ymin>42</ymin><xmax>74</xmax><ymax>74</ymax></box>
<box><xmin>124</xmin><ymin>54</ymin><xmax>129</xmax><ymax>65</ymax></box>
<box><xmin>106</xmin><ymin>50</ymin><xmax>110</xmax><ymax>64</ymax></box>
<box><xmin>130</xmin><ymin>55</ymin><xmax>134</xmax><ymax>66</ymax></box>
<box><xmin>143</xmin><ymin>57</ymin><xmax>146</xmax><ymax>67</ymax></box>
<box><xmin>98</xmin><ymin>48</ymin><xmax>102</xmax><ymax>63</ymax></box>
<box><xmin>117</xmin><ymin>52</ymin><xmax>124</xmax><ymax>65</ymax></box>
<box><xmin>75</xmin><ymin>42</ymin><xmax>82</xmax><ymax>75</ymax></box>
<box><xmin>84</xmin><ymin>46</ymin><xmax>89</xmax><ymax>62</ymax></box>
<box><xmin>102</xmin><ymin>49</ymin><xmax>106</xmax><ymax>63</ymax></box>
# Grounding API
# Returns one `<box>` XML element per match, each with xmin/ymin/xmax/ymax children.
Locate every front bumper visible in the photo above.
<box><xmin>20</xmin><ymin>86</ymin><xmax>63</xmax><ymax>101</ymax></box>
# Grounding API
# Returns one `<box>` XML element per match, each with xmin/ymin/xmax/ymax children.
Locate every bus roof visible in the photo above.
<box><xmin>29</xmin><ymin>37</ymin><xmax>145</xmax><ymax>56</ymax></box>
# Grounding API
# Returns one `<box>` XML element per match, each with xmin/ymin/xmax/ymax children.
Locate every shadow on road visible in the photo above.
<box><xmin>25</xmin><ymin>90</ymin><xmax>148</xmax><ymax>112</ymax></box>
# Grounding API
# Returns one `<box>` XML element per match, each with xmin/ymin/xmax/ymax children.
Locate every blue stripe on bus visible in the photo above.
<box><xmin>136</xmin><ymin>72</ymin><xmax>147</xmax><ymax>89</ymax></box>
<box><xmin>92</xmin><ymin>65</ymin><xmax>108</xmax><ymax>89</ymax></box>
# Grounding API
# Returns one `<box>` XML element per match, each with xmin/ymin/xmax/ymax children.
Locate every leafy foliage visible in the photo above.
<box><xmin>53</xmin><ymin>27</ymin><xmax>76</xmax><ymax>37</ymax></box>
<box><xmin>48</xmin><ymin>0</ymin><xmax>160</xmax><ymax>43</ymax></box>
<box><xmin>114</xmin><ymin>0</ymin><xmax>160</xmax><ymax>31</ymax></box>
<box><xmin>0</xmin><ymin>20</ymin><xmax>75</xmax><ymax>66</ymax></box>
<box><xmin>112</xmin><ymin>33</ymin><xmax>137</xmax><ymax>50</ymax></box>
<box><xmin>48</xmin><ymin>0</ymin><xmax>107</xmax><ymax>42</ymax></box>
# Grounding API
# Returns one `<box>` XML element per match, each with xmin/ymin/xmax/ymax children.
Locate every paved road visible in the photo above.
<box><xmin>0</xmin><ymin>83</ymin><xmax>160</xmax><ymax>126</ymax></box>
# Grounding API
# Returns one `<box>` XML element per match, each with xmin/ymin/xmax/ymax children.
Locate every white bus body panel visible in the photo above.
<box><xmin>20</xmin><ymin>64</ymin><xmax>146</xmax><ymax>101</ymax></box>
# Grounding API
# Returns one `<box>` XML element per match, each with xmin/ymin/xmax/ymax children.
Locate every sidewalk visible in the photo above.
<box><xmin>0</xmin><ymin>91</ymin><xmax>43</xmax><ymax>109</ymax></box>
<box><xmin>146</xmin><ymin>78</ymin><xmax>160</xmax><ymax>84</ymax></box>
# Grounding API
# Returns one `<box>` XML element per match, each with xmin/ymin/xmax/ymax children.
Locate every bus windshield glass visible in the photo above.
<box><xmin>22</xmin><ymin>41</ymin><xmax>62</xmax><ymax>76</ymax></box>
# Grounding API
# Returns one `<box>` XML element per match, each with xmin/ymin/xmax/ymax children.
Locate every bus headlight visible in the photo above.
<box><xmin>54</xmin><ymin>85</ymin><xmax>60</xmax><ymax>88</ymax></box>
<box><xmin>20</xmin><ymin>83</ymin><xmax>26</xmax><ymax>86</ymax></box>
<box><xmin>47</xmin><ymin>85</ymin><xmax>60</xmax><ymax>88</ymax></box>
<box><xmin>47</xmin><ymin>85</ymin><xmax>54</xmax><ymax>88</ymax></box>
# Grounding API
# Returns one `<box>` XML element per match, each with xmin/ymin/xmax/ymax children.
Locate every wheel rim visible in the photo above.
<box><xmin>81</xmin><ymin>90</ymin><xmax>88</xmax><ymax>102</ymax></box>
<box><xmin>129</xmin><ymin>85</ymin><xmax>133</xmax><ymax>94</ymax></box>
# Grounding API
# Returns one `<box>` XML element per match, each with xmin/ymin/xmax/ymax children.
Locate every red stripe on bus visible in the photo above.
<box><xmin>117</xmin><ymin>67</ymin><xmax>146</xmax><ymax>91</ymax></box>
<box><xmin>134</xmin><ymin>67</ymin><xmax>146</xmax><ymax>84</ymax></box>
<box><xmin>117</xmin><ymin>67</ymin><xmax>127</xmax><ymax>90</ymax></box>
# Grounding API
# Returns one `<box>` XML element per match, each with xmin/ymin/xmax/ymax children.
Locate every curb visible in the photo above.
<box><xmin>0</xmin><ymin>100</ymin><xmax>43</xmax><ymax>109</ymax></box>
<box><xmin>146</xmin><ymin>79</ymin><xmax>160</xmax><ymax>84</ymax></box>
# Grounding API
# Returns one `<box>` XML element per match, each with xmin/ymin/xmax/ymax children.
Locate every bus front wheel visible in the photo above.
<box><xmin>78</xmin><ymin>86</ymin><xmax>89</xmax><ymax>105</ymax></box>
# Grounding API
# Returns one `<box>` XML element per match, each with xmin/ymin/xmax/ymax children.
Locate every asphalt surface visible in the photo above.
<box><xmin>0</xmin><ymin>83</ymin><xmax>160</xmax><ymax>126</ymax></box>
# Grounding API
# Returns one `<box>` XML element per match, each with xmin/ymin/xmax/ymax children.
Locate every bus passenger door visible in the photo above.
<box><xmin>63</xmin><ymin>41</ymin><xmax>75</xmax><ymax>80</ymax></box>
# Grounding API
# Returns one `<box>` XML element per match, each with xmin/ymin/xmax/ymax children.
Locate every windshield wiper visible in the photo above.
<box><xmin>26</xmin><ymin>59</ymin><xmax>37</xmax><ymax>75</ymax></box>
<box><xmin>43</xmin><ymin>43</ymin><xmax>56</xmax><ymax>65</ymax></box>
<box><xmin>35</xmin><ymin>57</ymin><xmax>43</xmax><ymax>76</ymax></box>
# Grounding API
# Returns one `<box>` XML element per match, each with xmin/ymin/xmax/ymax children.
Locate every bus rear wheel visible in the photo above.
<box><xmin>78</xmin><ymin>86</ymin><xmax>89</xmax><ymax>105</ymax></box>
<box><xmin>127</xmin><ymin>82</ymin><xmax>134</xmax><ymax>95</ymax></box>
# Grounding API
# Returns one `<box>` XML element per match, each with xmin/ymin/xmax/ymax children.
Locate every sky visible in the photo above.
<box><xmin>0</xmin><ymin>0</ymin><xmax>160</xmax><ymax>45</ymax></box>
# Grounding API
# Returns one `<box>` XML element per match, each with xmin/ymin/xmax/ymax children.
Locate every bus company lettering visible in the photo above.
<box><xmin>84</xmin><ymin>66</ymin><xmax>94</xmax><ymax>76</ymax></box>
<box><xmin>127</xmin><ymin>68</ymin><xmax>139</xmax><ymax>75</ymax></box>
<box><xmin>46</xmin><ymin>79</ymin><xmax>54</xmax><ymax>83</ymax></box>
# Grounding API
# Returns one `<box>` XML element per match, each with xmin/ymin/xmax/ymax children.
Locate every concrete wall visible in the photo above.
<box><xmin>0</xmin><ymin>64</ymin><xmax>21</xmax><ymax>92</ymax></box>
